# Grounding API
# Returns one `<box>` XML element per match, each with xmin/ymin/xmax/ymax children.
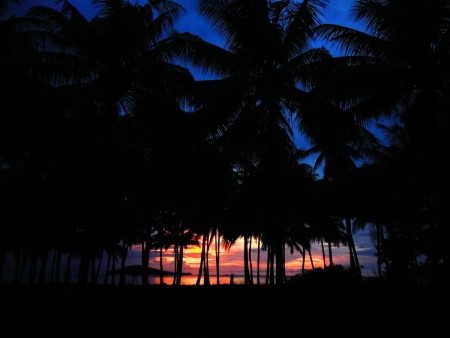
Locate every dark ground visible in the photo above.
<box><xmin>1</xmin><ymin>280</ymin><xmax>449</xmax><ymax>338</ymax></box>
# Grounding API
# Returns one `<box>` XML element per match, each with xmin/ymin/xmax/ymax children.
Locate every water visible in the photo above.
<box><xmin>106</xmin><ymin>274</ymin><xmax>259</xmax><ymax>286</ymax></box>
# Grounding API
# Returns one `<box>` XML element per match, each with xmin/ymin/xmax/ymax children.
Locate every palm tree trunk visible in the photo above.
<box><xmin>244</xmin><ymin>235</ymin><xmax>250</xmax><ymax>285</ymax></box>
<box><xmin>111</xmin><ymin>254</ymin><xmax>116</xmax><ymax>286</ymax></box>
<box><xmin>265</xmin><ymin>246</ymin><xmax>270</xmax><ymax>285</ymax></box>
<box><xmin>94</xmin><ymin>251</ymin><xmax>103</xmax><ymax>285</ymax></box>
<box><xmin>275</xmin><ymin>234</ymin><xmax>285</xmax><ymax>285</ymax></box>
<box><xmin>104</xmin><ymin>253</ymin><xmax>111</xmax><ymax>285</ymax></box>
<box><xmin>308</xmin><ymin>247</ymin><xmax>315</xmax><ymax>270</ymax></box>
<box><xmin>77</xmin><ymin>252</ymin><xmax>90</xmax><ymax>286</ymax></box>
<box><xmin>119</xmin><ymin>242</ymin><xmax>128</xmax><ymax>287</ymax></box>
<box><xmin>14</xmin><ymin>249</ymin><xmax>21</xmax><ymax>284</ymax></box>
<box><xmin>248</xmin><ymin>237</ymin><xmax>253</xmax><ymax>285</ymax></box>
<box><xmin>376</xmin><ymin>223</ymin><xmax>384</xmax><ymax>280</ymax></box>
<box><xmin>328</xmin><ymin>242</ymin><xmax>334</xmax><ymax>266</ymax></box>
<box><xmin>257</xmin><ymin>236</ymin><xmax>261</xmax><ymax>285</ymax></box>
<box><xmin>173</xmin><ymin>244</ymin><xmax>178</xmax><ymax>285</ymax></box>
<box><xmin>39</xmin><ymin>249</ymin><xmax>49</xmax><ymax>285</ymax></box>
<box><xmin>196</xmin><ymin>234</ymin><xmax>207</xmax><ymax>285</ymax></box>
<box><xmin>345</xmin><ymin>217</ymin><xmax>362</xmax><ymax>279</ymax></box>
<box><xmin>320</xmin><ymin>237</ymin><xmax>327</xmax><ymax>268</ymax></box>
<box><xmin>215</xmin><ymin>229</ymin><xmax>220</xmax><ymax>285</ymax></box>
<box><xmin>50</xmin><ymin>249</ymin><xmax>57</xmax><ymax>283</ymax></box>
<box><xmin>90</xmin><ymin>256</ymin><xmax>96</xmax><ymax>284</ymax></box>
<box><xmin>176</xmin><ymin>244</ymin><xmax>184</xmax><ymax>286</ymax></box>
<box><xmin>301</xmin><ymin>246</ymin><xmax>306</xmax><ymax>275</ymax></box>
<box><xmin>19</xmin><ymin>250</ymin><xmax>27</xmax><ymax>283</ymax></box>
<box><xmin>64</xmin><ymin>252</ymin><xmax>72</xmax><ymax>284</ymax></box>
<box><xmin>159</xmin><ymin>247</ymin><xmax>164</xmax><ymax>285</ymax></box>
<box><xmin>270</xmin><ymin>246</ymin><xmax>275</xmax><ymax>285</ymax></box>
<box><xmin>29</xmin><ymin>255</ymin><xmax>37</xmax><ymax>284</ymax></box>
<box><xmin>282</xmin><ymin>245</ymin><xmax>287</xmax><ymax>284</ymax></box>
<box><xmin>55</xmin><ymin>250</ymin><xmax>62</xmax><ymax>284</ymax></box>
<box><xmin>204</xmin><ymin>232</ymin><xmax>211</xmax><ymax>286</ymax></box>
<box><xmin>142</xmin><ymin>239</ymin><xmax>150</xmax><ymax>287</ymax></box>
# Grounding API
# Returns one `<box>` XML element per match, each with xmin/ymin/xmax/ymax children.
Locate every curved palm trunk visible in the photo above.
<box><xmin>308</xmin><ymin>247</ymin><xmax>315</xmax><ymax>270</ymax></box>
<box><xmin>196</xmin><ymin>234</ymin><xmax>207</xmax><ymax>285</ymax></box>
<box><xmin>301</xmin><ymin>246</ymin><xmax>306</xmax><ymax>275</ymax></box>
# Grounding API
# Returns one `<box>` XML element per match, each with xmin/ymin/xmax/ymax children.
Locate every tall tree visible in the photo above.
<box><xmin>315</xmin><ymin>0</ymin><xmax>450</xmax><ymax>282</ymax></box>
<box><xmin>23</xmin><ymin>0</ymin><xmax>195</xmax><ymax>284</ymax></box>
<box><xmin>173</xmin><ymin>0</ymin><xmax>332</xmax><ymax>285</ymax></box>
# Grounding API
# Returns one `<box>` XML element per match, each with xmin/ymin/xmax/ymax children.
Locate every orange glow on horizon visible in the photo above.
<box><xmin>144</xmin><ymin>237</ymin><xmax>347</xmax><ymax>276</ymax></box>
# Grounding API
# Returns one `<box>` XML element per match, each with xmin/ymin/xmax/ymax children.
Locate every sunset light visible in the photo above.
<box><xmin>2</xmin><ymin>0</ymin><xmax>449</xmax><ymax>336</ymax></box>
<box><xmin>130</xmin><ymin>234</ymin><xmax>377</xmax><ymax>282</ymax></box>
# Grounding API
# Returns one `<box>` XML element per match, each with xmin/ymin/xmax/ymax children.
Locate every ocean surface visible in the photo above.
<box><xmin>118</xmin><ymin>274</ymin><xmax>251</xmax><ymax>286</ymax></box>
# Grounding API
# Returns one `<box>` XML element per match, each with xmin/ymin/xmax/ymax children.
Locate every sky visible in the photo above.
<box><xmin>9</xmin><ymin>0</ymin><xmax>369</xmax><ymax>163</ymax></box>
<box><xmin>5</xmin><ymin>0</ymin><xmax>380</xmax><ymax>280</ymax></box>
<box><xmin>128</xmin><ymin>230</ymin><xmax>379</xmax><ymax>278</ymax></box>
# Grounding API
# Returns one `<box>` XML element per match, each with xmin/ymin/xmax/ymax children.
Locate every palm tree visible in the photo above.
<box><xmin>171</xmin><ymin>0</ymin><xmax>333</xmax><ymax>285</ymax></box>
<box><xmin>24</xmin><ymin>0</ymin><xmax>195</xmax><ymax>284</ymax></box>
<box><xmin>299</xmin><ymin>97</ymin><xmax>381</xmax><ymax>279</ymax></box>
<box><xmin>314</xmin><ymin>0</ymin><xmax>450</xmax><ymax>282</ymax></box>
<box><xmin>0</xmin><ymin>0</ymin><xmax>76</xmax><ymax>285</ymax></box>
<box><xmin>350</xmin><ymin>122</ymin><xmax>444</xmax><ymax>282</ymax></box>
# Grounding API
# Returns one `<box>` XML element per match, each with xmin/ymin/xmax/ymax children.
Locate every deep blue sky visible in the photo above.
<box><xmin>9</xmin><ymin>0</ymin><xmax>367</xmax><ymax>162</ymax></box>
<box><xmin>10</xmin><ymin>0</ymin><xmax>360</xmax><ymax>48</ymax></box>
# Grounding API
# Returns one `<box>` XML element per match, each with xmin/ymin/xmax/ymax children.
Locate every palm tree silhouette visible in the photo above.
<box><xmin>315</xmin><ymin>0</ymin><xmax>450</xmax><ymax>282</ymax></box>
<box><xmin>299</xmin><ymin>97</ymin><xmax>381</xmax><ymax>279</ymax></box>
<box><xmin>23</xmin><ymin>0</ymin><xmax>194</xmax><ymax>284</ymax></box>
<box><xmin>172</xmin><ymin>0</ymin><xmax>333</xmax><ymax>285</ymax></box>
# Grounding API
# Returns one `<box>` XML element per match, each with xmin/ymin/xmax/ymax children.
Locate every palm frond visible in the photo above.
<box><xmin>314</xmin><ymin>23</ymin><xmax>387</xmax><ymax>57</ymax></box>
<box><xmin>284</xmin><ymin>0</ymin><xmax>328</xmax><ymax>57</ymax></box>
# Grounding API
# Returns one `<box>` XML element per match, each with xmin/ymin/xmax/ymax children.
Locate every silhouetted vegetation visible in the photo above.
<box><xmin>1</xmin><ymin>0</ymin><xmax>450</xmax><ymax>293</ymax></box>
